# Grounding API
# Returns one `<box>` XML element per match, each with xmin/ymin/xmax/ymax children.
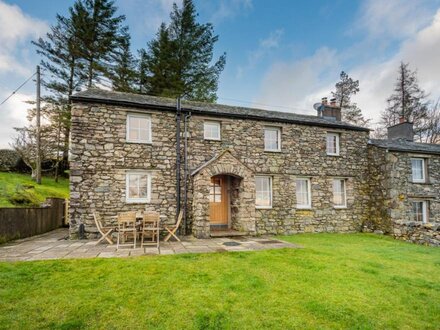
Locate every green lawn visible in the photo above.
<box><xmin>0</xmin><ymin>234</ymin><xmax>439</xmax><ymax>329</ymax></box>
<box><xmin>0</xmin><ymin>172</ymin><xmax>69</xmax><ymax>207</ymax></box>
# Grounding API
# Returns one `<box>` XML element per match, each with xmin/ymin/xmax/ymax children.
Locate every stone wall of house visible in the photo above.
<box><xmin>186</xmin><ymin>116</ymin><xmax>371</xmax><ymax>235</ymax></box>
<box><xmin>69</xmin><ymin>104</ymin><xmax>179</xmax><ymax>238</ymax></box>
<box><xmin>70</xmin><ymin>102</ymin><xmax>371</xmax><ymax>238</ymax></box>
<box><xmin>367</xmin><ymin>145</ymin><xmax>440</xmax><ymax>244</ymax></box>
<box><xmin>366</xmin><ymin>145</ymin><xmax>392</xmax><ymax>233</ymax></box>
<box><xmin>392</xmin><ymin>220</ymin><xmax>440</xmax><ymax>246</ymax></box>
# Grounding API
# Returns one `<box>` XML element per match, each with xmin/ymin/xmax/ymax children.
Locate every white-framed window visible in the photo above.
<box><xmin>412</xmin><ymin>201</ymin><xmax>429</xmax><ymax>223</ymax></box>
<box><xmin>326</xmin><ymin>132</ymin><xmax>340</xmax><ymax>156</ymax></box>
<box><xmin>126</xmin><ymin>114</ymin><xmax>152</xmax><ymax>143</ymax></box>
<box><xmin>204</xmin><ymin>121</ymin><xmax>221</xmax><ymax>140</ymax></box>
<box><xmin>296</xmin><ymin>178</ymin><xmax>311</xmax><ymax>208</ymax></box>
<box><xmin>264</xmin><ymin>127</ymin><xmax>281</xmax><ymax>151</ymax></box>
<box><xmin>411</xmin><ymin>158</ymin><xmax>426</xmax><ymax>183</ymax></box>
<box><xmin>126</xmin><ymin>171</ymin><xmax>151</xmax><ymax>203</ymax></box>
<box><xmin>255</xmin><ymin>176</ymin><xmax>272</xmax><ymax>208</ymax></box>
<box><xmin>333</xmin><ymin>178</ymin><xmax>347</xmax><ymax>208</ymax></box>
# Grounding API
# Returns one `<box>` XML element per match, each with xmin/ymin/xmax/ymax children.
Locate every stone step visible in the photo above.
<box><xmin>210</xmin><ymin>230</ymin><xmax>248</xmax><ymax>238</ymax></box>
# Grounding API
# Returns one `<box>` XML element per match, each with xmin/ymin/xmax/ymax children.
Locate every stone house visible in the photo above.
<box><xmin>69</xmin><ymin>89</ymin><xmax>439</xmax><ymax>245</ymax></box>
<box><xmin>69</xmin><ymin>90</ymin><xmax>371</xmax><ymax>239</ymax></box>
<box><xmin>368</xmin><ymin>121</ymin><xmax>440</xmax><ymax>245</ymax></box>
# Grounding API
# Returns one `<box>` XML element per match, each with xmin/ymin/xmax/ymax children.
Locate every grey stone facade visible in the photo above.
<box><xmin>368</xmin><ymin>142</ymin><xmax>440</xmax><ymax>246</ymax></box>
<box><xmin>69</xmin><ymin>90</ymin><xmax>439</xmax><ymax>245</ymax></box>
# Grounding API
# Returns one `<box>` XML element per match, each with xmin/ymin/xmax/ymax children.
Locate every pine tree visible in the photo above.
<box><xmin>332</xmin><ymin>71</ymin><xmax>369</xmax><ymax>127</ymax></box>
<box><xmin>71</xmin><ymin>0</ymin><xmax>126</xmax><ymax>88</ymax></box>
<box><xmin>108</xmin><ymin>28</ymin><xmax>137</xmax><ymax>93</ymax></box>
<box><xmin>141</xmin><ymin>0</ymin><xmax>226</xmax><ymax>102</ymax></box>
<box><xmin>381</xmin><ymin>62</ymin><xmax>429</xmax><ymax>136</ymax></box>
<box><xmin>32</xmin><ymin>13</ymin><xmax>84</xmax><ymax>167</ymax></box>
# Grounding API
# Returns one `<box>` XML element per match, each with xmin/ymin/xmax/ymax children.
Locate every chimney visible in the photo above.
<box><xmin>316</xmin><ymin>97</ymin><xmax>341</xmax><ymax>121</ymax></box>
<box><xmin>387</xmin><ymin>120</ymin><xmax>414</xmax><ymax>141</ymax></box>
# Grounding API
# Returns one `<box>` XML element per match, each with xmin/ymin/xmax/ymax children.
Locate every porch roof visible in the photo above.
<box><xmin>71</xmin><ymin>89</ymin><xmax>370</xmax><ymax>132</ymax></box>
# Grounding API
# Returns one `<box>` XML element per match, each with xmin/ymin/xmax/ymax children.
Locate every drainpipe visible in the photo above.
<box><xmin>176</xmin><ymin>97</ymin><xmax>181</xmax><ymax>223</ymax></box>
<box><xmin>183</xmin><ymin>112</ymin><xmax>191</xmax><ymax>235</ymax></box>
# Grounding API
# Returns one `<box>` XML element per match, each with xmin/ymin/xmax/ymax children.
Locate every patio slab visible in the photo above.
<box><xmin>0</xmin><ymin>228</ymin><xmax>300</xmax><ymax>262</ymax></box>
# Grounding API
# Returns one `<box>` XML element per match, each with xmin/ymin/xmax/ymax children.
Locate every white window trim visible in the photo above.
<box><xmin>296</xmin><ymin>178</ymin><xmax>312</xmax><ymax>209</ymax></box>
<box><xmin>204</xmin><ymin>121</ymin><xmax>221</xmax><ymax>141</ymax></box>
<box><xmin>326</xmin><ymin>132</ymin><xmax>340</xmax><ymax>156</ymax></box>
<box><xmin>412</xmin><ymin>200</ymin><xmax>429</xmax><ymax>223</ymax></box>
<box><xmin>126</xmin><ymin>114</ymin><xmax>152</xmax><ymax>144</ymax></box>
<box><xmin>411</xmin><ymin>158</ymin><xmax>426</xmax><ymax>183</ymax></box>
<box><xmin>264</xmin><ymin>127</ymin><xmax>281</xmax><ymax>152</ymax></box>
<box><xmin>333</xmin><ymin>178</ymin><xmax>347</xmax><ymax>209</ymax></box>
<box><xmin>255</xmin><ymin>176</ymin><xmax>273</xmax><ymax>209</ymax></box>
<box><xmin>125</xmin><ymin>171</ymin><xmax>152</xmax><ymax>203</ymax></box>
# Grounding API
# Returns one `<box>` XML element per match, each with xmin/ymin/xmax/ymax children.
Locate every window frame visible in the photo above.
<box><xmin>255</xmin><ymin>176</ymin><xmax>273</xmax><ymax>209</ymax></box>
<box><xmin>412</xmin><ymin>200</ymin><xmax>429</xmax><ymax>223</ymax></box>
<box><xmin>125</xmin><ymin>171</ymin><xmax>152</xmax><ymax>203</ymax></box>
<box><xmin>411</xmin><ymin>158</ymin><xmax>426</xmax><ymax>183</ymax></box>
<box><xmin>296</xmin><ymin>178</ymin><xmax>312</xmax><ymax>209</ymax></box>
<box><xmin>126</xmin><ymin>113</ymin><xmax>152</xmax><ymax>144</ymax></box>
<box><xmin>203</xmin><ymin>121</ymin><xmax>221</xmax><ymax>141</ymax></box>
<box><xmin>333</xmin><ymin>178</ymin><xmax>347</xmax><ymax>208</ymax></box>
<box><xmin>264</xmin><ymin>127</ymin><xmax>281</xmax><ymax>152</ymax></box>
<box><xmin>326</xmin><ymin>132</ymin><xmax>340</xmax><ymax>156</ymax></box>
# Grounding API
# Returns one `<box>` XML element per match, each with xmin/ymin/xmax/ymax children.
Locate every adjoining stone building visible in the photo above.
<box><xmin>368</xmin><ymin>121</ymin><xmax>440</xmax><ymax>246</ymax></box>
<box><xmin>69</xmin><ymin>89</ymin><xmax>439</xmax><ymax>245</ymax></box>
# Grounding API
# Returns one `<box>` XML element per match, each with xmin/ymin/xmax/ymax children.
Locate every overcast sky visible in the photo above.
<box><xmin>1</xmin><ymin>0</ymin><xmax>440</xmax><ymax>148</ymax></box>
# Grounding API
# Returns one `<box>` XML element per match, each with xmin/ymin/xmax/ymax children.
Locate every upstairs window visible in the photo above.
<box><xmin>256</xmin><ymin>176</ymin><xmax>272</xmax><ymax>208</ymax></box>
<box><xmin>412</xmin><ymin>201</ymin><xmax>428</xmax><ymax>223</ymax></box>
<box><xmin>204</xmin><ymin>121</ymin><xmax>221</xmax><ymax>140</ymax></box>
<box><xmin>264</xmin><ymin>127</ymin><xmax>281</xmax><ymax>151</ymax></box>
<box><xmin>296</xmin><ymin>178</ymin><xmax>311</xmax><ymax>208</ymax></box>
<box><xmin>411</xmin><ymin>158</ymin><xmax>426</xmax><ymax>183</ymax></box>
<box><xmin>333</xmin><ymin>179</ymin><xmax>347</xmax><ymax>208</ymax></box>
<box><xmin>126</xmin><ymin>171</ymin><xmax>151</xmax><ymax>203</ymax></box>
<box><xmin>127</xmin><ymin>114</ymin><xmax>151</xmax><ymax>143</ymax></box>
<box><xmin>326</xmin><ymin>133</ymin><xmax>340</xmax><ymax>156</ymax></box>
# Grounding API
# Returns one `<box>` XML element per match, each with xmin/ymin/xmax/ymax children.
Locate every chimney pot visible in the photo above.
<box><xmin>321</xmin><ymin>97</ymin><xmax>328</xmax><ymax>105</ymax></box>
<box><xmin>399</xmin><ymin>116</ymin><xmax>405</xmax><ymax>124</ymax></box>
<box><xmin>330</xmin><ymin>98</ymin><xmax>337</xmax><ymax>107</ymax></box>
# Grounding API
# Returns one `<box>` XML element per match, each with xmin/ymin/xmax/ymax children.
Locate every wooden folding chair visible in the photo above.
<box><xmin>140</xmin><ymin>212</ymin><xmax>160</xmax><ymax>251</ymax></box>
<box><xmin>93</xmin><ymin>212</ymin><xmax>115</xmax><ymax>245</ymax></box>
<box><xmin>164</xmin><ymin>211</ymin><xmax>183</xmax><ymax>242</ymax></box>
<box><xmin>116</xmin><ymin>211</ymin><xmax>137</xmax><ymax>250</ymax></box>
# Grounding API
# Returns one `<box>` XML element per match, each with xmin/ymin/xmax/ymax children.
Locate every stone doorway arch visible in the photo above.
<box><xmin>191</xmin><ymin>150</ymin><xmax>256</xmax><ymax>238</ymax></box>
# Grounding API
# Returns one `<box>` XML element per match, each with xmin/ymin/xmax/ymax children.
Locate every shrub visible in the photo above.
<box><xmin>0</xmin><ymin>149</ymin><xmax>20</xmax><ymax>172</ymax></box>
<box><xmin>8</xmin><ymin>184</ymin><xmax>40</xmax><ymax>207</ymax></box>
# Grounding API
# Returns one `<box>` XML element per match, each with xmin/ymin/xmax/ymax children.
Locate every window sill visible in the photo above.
<box><xmin>264</xmin><ymin>149</ymin><xmax>282</xmax><ymax>153</ymax></box>
<box><xmin>326</xmin><ymin>153</ymin><xmax>340</xmax><ymax>157</ymax></box>
<box><xmin>334</xmin><ymin>206</ymin><xmax>347</xmax><ymax>209</ymax></box>
<box><xmin>296</xmin><ymin>206</ymin><xmax>312</xmax><ymax>210</ymax></box>
<box><xmin>126</xmin><ymin>199</ymin><xmax>150</xmax><ymax>204</ymax></box>
<box><xmin>411</xmin><ymin>180</ymin><xmax>429</xmax><ymax>184</ymax></box>
<box><xmin>204</xmin><ymin>138</ymin><xmax>221</xmax><ymax>141</ymax></box>
<box><xmin>126</xmin><ymin>140</ymin><xmax>152</xmax><ymax>145</ymax></box>
<box><xmin>256</xmin><ymin>206</ymin><xmax>272</xmax><ymax>209</ymax></box>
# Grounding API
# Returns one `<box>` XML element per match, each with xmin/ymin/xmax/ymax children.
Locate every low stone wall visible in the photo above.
<box><xmin>392</xmin><ymin>221</ymin><xmax>440</xmax><ymax>246</ymax></box>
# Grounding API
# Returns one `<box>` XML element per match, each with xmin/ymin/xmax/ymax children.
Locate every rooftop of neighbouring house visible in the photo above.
<box><xmin>369</xmin><ymin>138</ymin><xmax>440</xmax><ymax>155</ymax></box>
<box><xmin>70</xmin><ymin>89</ymin><xmax>370</xmax><ymax>132</ymax></box>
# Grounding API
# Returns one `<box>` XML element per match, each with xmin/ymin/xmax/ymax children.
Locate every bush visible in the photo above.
<box><xmin>0</xmin><ymin>149</ymin><xmax>20</xmax><ymax>172</ymax></box>
<box><xmin>8</xmin><ymin>184</ymin><xmax>40</xmax><ymax>207</ymax></box>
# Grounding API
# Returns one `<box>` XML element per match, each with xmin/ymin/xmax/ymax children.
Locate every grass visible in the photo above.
<box><xmin>0</xmin><ymin>172</ymin><xmax>69</xmax><ymax>207</ymax></box>
<box><xmin>0</xmin><ymin>234</ymin><xmax>439</xmax><ymax>329</ymax></box>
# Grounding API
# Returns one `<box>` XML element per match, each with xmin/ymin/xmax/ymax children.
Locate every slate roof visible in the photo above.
<box><xmin>369</xmin><ymin>139</ymin><xmax>440</xmax><ymax>155</ymax></box>
<box><xmin>71</xmin><ymin>89</ymin><xmax>370</xmax><ymax>132</ymax></box>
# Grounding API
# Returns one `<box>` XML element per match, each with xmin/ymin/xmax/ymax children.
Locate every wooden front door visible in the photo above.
<box><xmin>209</xmin><ymin>175</ymin><xmax>229</xmax><ymax>225</ymax></box>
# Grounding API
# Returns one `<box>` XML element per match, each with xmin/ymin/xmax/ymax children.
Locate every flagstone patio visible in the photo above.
<box><xmin>0</xmin><ymin>228</ymin><xmax>300</xmax><ymax>262</ymax></box>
